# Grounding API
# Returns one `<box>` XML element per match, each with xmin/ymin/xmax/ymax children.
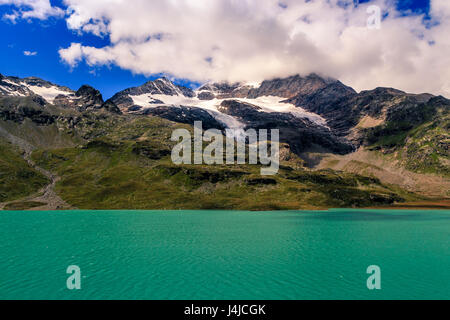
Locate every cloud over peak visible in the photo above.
<box><xmin>4</xmin><ymin>0</ymin><xmax>450</xmax><ymax>97</ymax></box>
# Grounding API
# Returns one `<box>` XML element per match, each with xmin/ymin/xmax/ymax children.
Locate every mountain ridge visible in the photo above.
<box><xmin>0</xmin><ymin>72</ymin><xmax>448</xmax><ymax>210</ymax></box>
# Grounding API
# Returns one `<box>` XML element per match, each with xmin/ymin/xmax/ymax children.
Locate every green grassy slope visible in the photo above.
<box><xmin>0</xmin><ymin>139</ymin><xmax>49</xmax><ymax>202</ymax></box>
<box><xmin>365</xmin><ymin>98</ymin><xmax>450</xmax><ymax>177</ymax></box>
<box><xmin>30</xmin><ymin>116</ymin><xmax>409</xmax><ymax>210</ymax></box>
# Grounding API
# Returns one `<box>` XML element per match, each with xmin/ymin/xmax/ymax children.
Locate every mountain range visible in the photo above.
<box><xmin>0</xmin><ymin>72</ymin><xmax>448</xmax><ymax>210</ymax></box>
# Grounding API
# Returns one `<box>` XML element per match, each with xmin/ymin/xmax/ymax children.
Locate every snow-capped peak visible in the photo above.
<box><xmin>0</xmin><ymin>76</ymin><xmax>74</xmax><ymax>103</ymax></box>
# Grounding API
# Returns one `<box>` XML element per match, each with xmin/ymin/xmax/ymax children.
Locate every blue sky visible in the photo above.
<box><xmin>0</xmin><ymin>1</ymin><xmax>156</xmax><ymax>99</ymax></box>
<box><xmin>0</xmin><ymin>1</ymin><xmax>434</xmax><ymax>99</ymax></box>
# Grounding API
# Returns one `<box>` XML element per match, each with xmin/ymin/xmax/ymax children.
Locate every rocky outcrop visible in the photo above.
<box><xmin>0</xmin><ymin>96</ymin><xmax>55</xmax><ymax>125</ymax></box>
<box><xmin>197</xmin><ymin>91</ymin><xmax>216</xmax><ymax>100</ymax></box>
<box><xmin>75</xmin><ymin>85</ymin><xmax>104</xmax><ymax>109</ymax></box>
<box><xmin>142</xmin><ymin>106</ymin><xmax>226</xmax><ymax>130</ymax></box>
<box><xmin>53</xmin><ymin>84</ymin><xmax>122</xmax><ymax>114</ymax></box>
<box><xmin>101</xmin><ymin>100</ymin><xmax>122</xmax><ymax>114</ymax></box>
<box><xmin>247</xmin><ymin>74</ymin><xmax>336</xmax><ymax>99</ymax></box>
<box><xmin>218</xmin><ymin>99</ymin><xmax>354</xmax><ymax>154</ymax></box>
<box><xmin>218</xmin><ymin>100</ymin><xmax>262</xmax><ymax>114</ymax></box>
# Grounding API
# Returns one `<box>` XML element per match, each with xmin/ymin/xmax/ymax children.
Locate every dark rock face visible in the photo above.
<box><xmin>106</xmin><ymin>94</ymin><xmax>134</xmax><ymax>110</ymax></box>
<box><xmin>149</xmin><ymin>98</ymin><xmax>164</xmax><ymax>104</ymax></box>
<box><xmin>52</xmin><ymin>84</ymin><xmax>122</xmax><ymax>114</ymax></box>
<box><xmin>287</xmin><ymin>81</ymin><xmax>357</xmax><ymax>114</ymax></box>
<box><xmin>53</xmin><ymin>85</ymin><xmax>103</xmax><ymax>112</ymax></box>
<box><xmin>128</xmin><ymin>105</ymin><xmax>143</xmax><ymax>112</ymax></box>
<box><xmin>218</xmin><ymin>100</ymin><xmax>262</xmax><ymax>114</ymax></box>
<box><xmin>247</xmin><ymin>74</ymin><xmax>336</xmax><ymax>99</ymax></box>
<box><xmin>217</xmin><ymin>99</ymin><xmax>354</xmax><ymax>154</ymax></box>
<box><xmin>0</xmin><ymin>96</ymin><xmax>55</xmax><ymax>125</ymax></box>
<box><xmin>245</xmin><ymin>177</ymin><xmax>277</xmax><ymax>185</ymax></box>
<box><xmin>284</xmin><ymin>81</ymin><xmax>358</xmax><ymax>136</ymax></box>
<box><xmin>290</xmin><ymin>85</ymin><xmax>436</xmax><ymax>139</ymax></box>
<box><xmin>101</xmin><ymin>100</ymin><xmax>122</xmax><ymax>114</ymax></box>
<box><xmin>141</xmin><ymin>106</ymin><xmax>226</xmax><ymax>131</ymax></box>
<box><xmin>30</xmin><ymin>95</ymin><xmax>48</xmax><ymax>107</ymax></box>
<box><xmin>177</xmin><ymin>85</ymin><xmax>196</xmax><ymax>98</ymax></box>
<box><xmin>75</xmin><ymin>85</ymin><xmax>104</xmax><ymax>110</ymax></box>
<box><xmin>197</xmin><ymin>91</ymin><xmax>215</xmax><ymax>100</ymax></box>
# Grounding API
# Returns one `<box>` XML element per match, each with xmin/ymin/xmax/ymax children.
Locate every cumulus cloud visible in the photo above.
<box><xmin>52</xmin><ymin>0</ymin><xmax>450</xmax><ymax>96</ymax></box>
<box><xmin>0</xmin><ymin>0</ymin><xmax>64</xmax><ymax>21</ymax></box>
<box><xmin>23</xmin><ymin>50</ymin><xmax>37</xmax><ymax>56</ymax></box>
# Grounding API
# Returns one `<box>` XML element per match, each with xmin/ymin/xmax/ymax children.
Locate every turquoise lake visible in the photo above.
<box><xmin>0</xmin><ymin>209</ymin><xmax>449</xmax><ymax>300</ymax></box>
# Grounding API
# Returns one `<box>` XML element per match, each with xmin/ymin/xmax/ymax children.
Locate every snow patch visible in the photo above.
<box><xmin>234</xmin><ymin>96</ymin><xmax>328</xmax><ymax>127</ymax></box>
<box><xmin>129</xmin><ymin>92</ymin><xmax>328</xmax><ymax>129</ymax></box>
<box><xmin>130</xmin><ymin>93</ymin><xmax>247</xmax><ymax>132</ymax></box>
<box><xmin>21</xmin><ymin>83</ymin><xmax>73</xmax><ymax>103</ymax></box>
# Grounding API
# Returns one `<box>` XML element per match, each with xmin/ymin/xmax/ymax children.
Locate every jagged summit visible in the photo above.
<box><xmin>0</xmin><ymin>75</ymin><xmax>121</xmax><ymax>114</ymax></box>
<box><xmin>55</xmin><ymin>84</ymin><xmax>121</xmax><ymax>114</ymax></box>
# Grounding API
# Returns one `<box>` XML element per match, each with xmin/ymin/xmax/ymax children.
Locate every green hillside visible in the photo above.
<box><xmin>29</xmin><ymin>117</ymin><xmax>409</xmax><ymax>210</ymax></box>
<box><xmin>0</xmin><ymin>139</ymin><xmax>49</xmax><ymax>202</ymax></box>
<box><xmin>365</xmin><ymin>98</ymin><xmax>450</xmax><ymax>177</ymax></box>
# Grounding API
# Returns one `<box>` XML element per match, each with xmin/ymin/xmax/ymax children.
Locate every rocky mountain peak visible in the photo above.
<box><xmin>155</xmin><ymin>76</ymin><xmax>172</xmax><ymax>84</ymax></box>
<box><xmin>197</xmin><ymin>82</ymin><xmax>251</xmax><ymax>100</ymax></box>
<box><xmin>76</xmin><ymin>85</ymin><xmax>103</xmax><ymax>102</ymax></box>
<box><xmin>107</xmin><ymin>77</ymin><xmax>195</xmax><ymax>110</ymax></box>
<box><xmin>247</xmin><ymin>74</ymin><xmax>338</xmax><ymax>99</ymax></box>
<box><xmin>197</xmin><ymin>73</ymin><xmax>343</xmax><ymax>101</ymax></box>
<box><xmin>361</xmin><ymin>87</ymin><xmax>406</xmax><ymax>96</ymax></box>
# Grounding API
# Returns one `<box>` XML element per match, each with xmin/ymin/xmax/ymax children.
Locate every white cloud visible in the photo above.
<box><xmin>0</xmin><ymin>0</ymin><xmax>64</xmax><ymax>21</ymax></box>
<box><xmin>23</xmin><ymin>50</ymin><xmax>37</xmax><ymax>56</ymax></box>
<box><xmin>54</xmin><ymin>0</ymin><xmax>450</xmax><ymax>97</ymax></box>
<box><xmin>58</xmin><ymin>42</ymin><xmax>82</xmax><ymax>65</ymax></box>
<box><xmin>2</xmin><ymin>11</ymin><xmax>18</xmax><ymax>23</ymax></box>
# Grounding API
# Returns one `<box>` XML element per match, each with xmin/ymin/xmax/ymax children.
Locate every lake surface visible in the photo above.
<box><xmin>0</xmin><ymin>209</ymin><xmax>449</xmax><ymax>300</ymax></box>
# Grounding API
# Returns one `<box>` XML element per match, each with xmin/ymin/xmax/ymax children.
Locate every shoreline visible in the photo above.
<box><xmin>365</xmin><ymin>199</ymin><xmax>450</xmax><ymax>210</ymax></box>
<box><xmin>1</xmin><ymin>200</ymin><xmax>450</xmax><ymax>212</ymax></box>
